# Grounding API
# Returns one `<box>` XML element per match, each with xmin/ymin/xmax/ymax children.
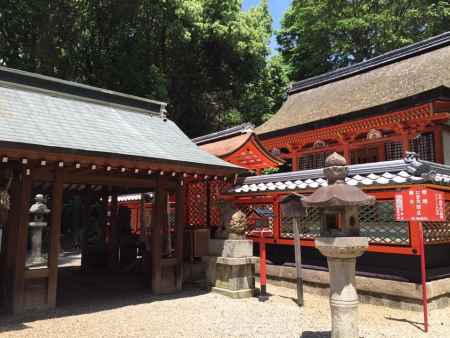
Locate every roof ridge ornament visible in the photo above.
<box><xmin>160</xmin><ymin>104</ymin><xmax>168</xmax><ymax>121</ymax></box>
<box><xmin>405</xmin><ymin>151</ymin><xmax>419</xmax><ymax>163</ymax></box>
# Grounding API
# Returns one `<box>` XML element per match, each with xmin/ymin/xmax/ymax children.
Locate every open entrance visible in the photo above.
<box><xmin>1</xmin><ymin>164</ymin><xmax>187</xmax><ymax>313</ymax></box>
<box><xmin>56</xmin><ymin>188</ymin><xmax>179</xmax><ymax>307</ymax></box>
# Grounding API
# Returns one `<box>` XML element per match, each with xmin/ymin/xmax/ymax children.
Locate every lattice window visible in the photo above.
<box><xmin>281</xmin><ymin>208</ymin><xmax>321</xmax><ymax>239</ymax></box>
<box><xmin>300</xmin><ymin>152</ymin><xmax>331</xmax><ymax>170</ymax></box>
<box><xmin>280</xmin><ymin>201</ymin><xmax>410</xmax><ymax>245</ymax></box>
<box><xmin>360</xmin><ymin>201</ymin><xmax>410</xmax><ymax>245</ymax></box>
<box><xmin>209</xmin><ymin>180</ymin><xmax>228</xmax><ymax>227</ymax></box>
<box><xmin>385</xmin><ymin>141</ymin><xmax>404</xmax><ymax>160</ymax></box>
<box><xmin>350</xmin><ymin>147</ymin><xmax>379</xmax><ymax>164</ymax></box>
<box><xmin>423</xmin><ymin>202</ymin><xmax>450</xmax><ymax>244</ymax></box>
<box><xmin>186</xmin><ymin>182</ymin><xmax>207</xmax><ymax>227</ymax></box>
<box><xmin>409</xmin><ymin>132</ymin><xmax>435</xmax><ymax>162</ymax></box>
<box><xmin>240</xmin><ymin>204</ymin><xmax>273</xmax><ymax>231</ymax></box>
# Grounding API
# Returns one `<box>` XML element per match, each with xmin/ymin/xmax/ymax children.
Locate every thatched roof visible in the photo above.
<box><xmin>256</xmin><ymin>32</ymin><xmax>450</xmax><ymax>136</ymax></box>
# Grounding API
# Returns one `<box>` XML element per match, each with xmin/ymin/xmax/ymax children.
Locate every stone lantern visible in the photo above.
<box><xmin>302</xmin><ymin>153</ymin><xmax>375</xmax><ymax>338</ymax></box>
<box><xmin>28</xmin><ymin>194</ymin><xmax>51</xmax><ymax>266</ymax></box>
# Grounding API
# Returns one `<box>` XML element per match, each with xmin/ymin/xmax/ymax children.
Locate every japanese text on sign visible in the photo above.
<box><xmin>395</xmin><ymin>188</ymin><xmax>445</xmax><ymax>222</ymax></box>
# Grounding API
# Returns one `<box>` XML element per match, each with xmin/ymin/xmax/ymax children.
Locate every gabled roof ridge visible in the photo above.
<box><xmin>237</xmin><ymin>156</ymin><xmax>450</xmax><ymax>186</ymax></box>
<box><xmin>193</xmin><ymin>122</ymin><xmax>255</xmax><ymax>145</ymax></box>
<box><xmin>289</xmin><ymin>31</ymin><xmax>450</xmax><ymax>95</ymax></box>
<box><xmin>0</xmin><ymin>66</ymin><xmax>166</xmax><ymax>114</ymax></box>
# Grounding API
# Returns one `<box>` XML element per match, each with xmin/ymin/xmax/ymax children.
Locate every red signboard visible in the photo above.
<box><xmin>395</xmin><ymin>188</ymin><xmax>445</xmax><ymax>222</ymax></box>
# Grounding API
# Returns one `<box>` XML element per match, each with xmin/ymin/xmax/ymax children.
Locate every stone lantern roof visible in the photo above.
<box><xmin>302</xmin><ymin>153</ymin><xmax>375</xmax><ymax>208</ymax></box>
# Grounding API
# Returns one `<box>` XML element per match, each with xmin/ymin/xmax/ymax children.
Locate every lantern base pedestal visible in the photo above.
<box><xmin>205</xmin><ymin>239</ymin><xmax>257</xmax><ymax>299</ymax></box>
<box><xmin>315</xmin><ymin>237</ymin><xmax>369</xmax><ymax>338</ymax></box>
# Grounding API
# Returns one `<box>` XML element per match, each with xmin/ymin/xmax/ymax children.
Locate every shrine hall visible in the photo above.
<box><xmin>0</xmin><ymin>66</ymin><xmax>241</xmax><ymax>314</ymax></box>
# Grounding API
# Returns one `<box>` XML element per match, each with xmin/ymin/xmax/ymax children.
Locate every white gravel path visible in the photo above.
<box><xmin>0</xmin><ymin>282</ymin><xmax>449</xmax><ymax>338</ymax></box>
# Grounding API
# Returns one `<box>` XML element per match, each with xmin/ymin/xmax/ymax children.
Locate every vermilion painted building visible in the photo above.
<box><xmin>256</xmin><ymin>32</ymin><xmax>450</xmax><ymax>170</ymax></box>
<box><xmin>222</xmin><ymin>33</ymin><xmax>450</xmax><ymax>309</ymax></box>
<box><xmin>193</xmin><ymin>123</ymin><xmax>283</xmax><ymax>174</ymax></box>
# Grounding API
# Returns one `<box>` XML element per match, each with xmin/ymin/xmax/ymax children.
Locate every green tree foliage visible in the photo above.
<box><xmin>278</xmin><ymin>0</ymin><xmax>450</xmax><ymax>81</ymax></box>
<box><xmin>0</xmin><ymin>0</ymin><xmax>287</xmax><ymax>136</ymax></box>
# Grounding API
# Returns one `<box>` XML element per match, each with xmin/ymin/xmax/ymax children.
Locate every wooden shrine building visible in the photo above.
<box><xmin>0</xmin><ymin>67</ymin><xmax>241</xmax><ymax>314</ymax></box>
<box><xmin>256</xmin><ymin>32</ymin><xmax>450</xmax><ymax>170</ymax></box>
<box><xmin>220</xmin><ymin>32</ymin><xmax>450</xmax><ymax>307</ymax></box>
<box><xmin>193</xmin><ymin>123</ymin><xmax>283</xmax><ymax>174</ymax></box>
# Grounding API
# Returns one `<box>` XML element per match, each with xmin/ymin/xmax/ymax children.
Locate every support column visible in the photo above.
<box><xmin>434</xmin><ymin>125</ymin><xmax>444</xmax><ymax>163</ymax></box>
<box><xmin>12</xmin><ymin>168</ymin><xmax>33</xmax><ymax>313</ymax></box>
<box><xmin>401</xmin><ymin>132</ymin><xmax>410</xmax><ymax>156</ymax></box>
<box><xmin>108</xmin><ymin>192</ymin><xmax>119</xmax><ymax>271</ymax></box>
<box><xmin>343</xmin><ymin>143</ymin><xmax>351</xmax><ymax>164</ymax></box>
<box><xmin>3</xmin><ymin>172</ymin><xmax>20</xmax><ymax>311</ymax></box>
<box><xmin>47</xmin><ymin>167</ymin><xmax>64</xmax><ymax>308</ymax></box>
<box><xmin>151</xmin><ymin>176</ymin><xmax>168</xmax><ymax>294</ymax></box>
<box><xmin>175</xmin><ymin>182</ymin><xmax>186</xmax><ymax>291</ymax></box>
<box><xmin>291</xmin><ymin>155</ymin><xmax>299</xmax><ymax>171</ymax></box>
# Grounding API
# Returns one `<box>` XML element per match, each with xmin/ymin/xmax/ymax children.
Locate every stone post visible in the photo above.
<box><xmin>315</xmin><ymin>237</ymin><xmax>368</xmax><ymax>338</ymax></box>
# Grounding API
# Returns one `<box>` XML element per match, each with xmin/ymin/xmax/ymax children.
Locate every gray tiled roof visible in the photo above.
<box><xmin>192</xmin><ymin>123</ymin><xmax>255</xmax><ymax>145</ymax></box>
<box><xmin>230</xmin><ymin>156</ymin><xmax>450</xmax><ymax>194</ymax></box>
<box><xmin>0</xmin><ymin>70</ymin><xmax>240</xmax><ymax>172</ymax></box>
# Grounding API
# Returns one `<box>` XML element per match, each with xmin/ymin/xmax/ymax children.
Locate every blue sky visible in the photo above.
<box><xmin>242</xmin><ymin>0</ymin><xmax>292</xmax><ymax>52</ymax></box>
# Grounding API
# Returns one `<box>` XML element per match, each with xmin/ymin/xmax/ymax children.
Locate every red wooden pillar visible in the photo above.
<box><xmin>175</xmin><ymin>181</ymin><xmax>186</xmax><ymax>291</ymax></box>
<box><xmin>378</xmin><ymin>143</ymin><xmax>386</xmax><ymax>162</ymax></box>
<box><xmin>151</xmin><ymin>176</ymin><xmax>168</xmax><ymax>294</ymax></box>
<box><xmin>12</xmin><ymin>168</ymin><xmax>33</xmax><ymax>313</ymax></box>
<box><xmin>418</xmin><ymin>222</ymin><xmax>429</xmax><ymax>333</ymax></box>
<box><xmin>258</xmin><ymin>235</ymin><xmax>268</xmax><ymax>302</ymax></box>
<box><xmin>291</xmin><ymin>155</ymin><xmax>299</xmax><ymax>171</ymax></box>
<box><xmin>3</xmin><ymin>172</ymin><xmax>20</xmax><ymax>311</ymax></box>
<box><xmin>47</xmin><ymin>167</ymin><xmax>64</xmax><ymax>308</ymax></box>
<box><xmin>343</xmin><ymin>143</ymin><xmax>351</xmax><ymax>164</ymax></box>
<box><xmin>434</xmin><ymin>125</ymin><xmax>444</xmax><ymax>163</ymax></box>
<box><xmin>401</xmin><ymin>132</ymin><xmax>410</xmax><ymax>156</ymax></box>
<box><xmin>108</xmin><ymin>193</ymin><xmax>119</xmax><ymax>271</ymax></box>
<box><xmin>272</xmin><ymin>197</ymin><xmax>281</xmax><ymax>241</ymax></box>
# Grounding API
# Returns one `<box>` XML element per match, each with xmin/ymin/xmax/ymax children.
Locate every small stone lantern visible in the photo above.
<box><xmin>280</xmin><ymin>192</ymin><xmax>305</xmax><ymax>219</ymax></box>
<box><xmin>28</xmin><ymin>194</ymin><xmax>50</xmax><ymax>266</ymax></box>
<box><xmin>302</xmin><ymin>153</ymin><xmax>375</xmax><ymax>338</ymax></box>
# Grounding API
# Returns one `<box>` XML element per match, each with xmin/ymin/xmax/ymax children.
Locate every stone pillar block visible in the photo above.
<box><xmin>205</xmin><ymin>239</ymin><xmax>257</xmax><ymax>298</ymax></box>
<box><xmin>209</xmin><ymin>239</ymin><xmax>253</xmax><ymax>258</ymax></box>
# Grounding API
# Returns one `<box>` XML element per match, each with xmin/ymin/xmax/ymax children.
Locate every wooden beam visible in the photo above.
<box><xmin>65</xmin><ymin>172</ymin><xmax>157</xmax><ymax>189</ymax></box>
<box><xmin>47</xmin><ymin>167</ymin><xmax>64</xmax><ymax>308</ymax></box>
<box><xmin>12</xmin><ymin>168</ymin><xmax>33</xmax><ymax>313</ymax></box>
<box><xmin>0</xmin><ymin>146</ymin><xmax>239</xmax><ymax>177</ymax></box>
<box><xmin>175</xmin><ymin>182</ymin><xmax>186</xmax><ymax>291</ymax></box>
<box><xmin>151</xmin><ymin>176</ymin><xmax>168</xmax><ymax>294</ymax></box>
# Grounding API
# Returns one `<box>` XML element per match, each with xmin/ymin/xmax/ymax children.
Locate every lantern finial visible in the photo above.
<box><xmin>324</xmin><ymin>152</ymin><xmax>347</xmax><ymax>184</ymax></box>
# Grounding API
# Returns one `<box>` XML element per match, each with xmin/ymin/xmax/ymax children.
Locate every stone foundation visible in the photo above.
<box><xmin>255</xmin><ymin>263</ymin><xmax>450</xmax><ymax>311</ymax></box>
<box><xmin>204</xmin><ymin>239</ymin><xmax>257</xmax><ymax>298</ymax></box>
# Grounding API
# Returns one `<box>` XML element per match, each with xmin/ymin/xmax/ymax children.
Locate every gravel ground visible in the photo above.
<box><xmin>0</xmin><ymin>280</ymin><xmax>449</xmax><ymax>338</ymax></box>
